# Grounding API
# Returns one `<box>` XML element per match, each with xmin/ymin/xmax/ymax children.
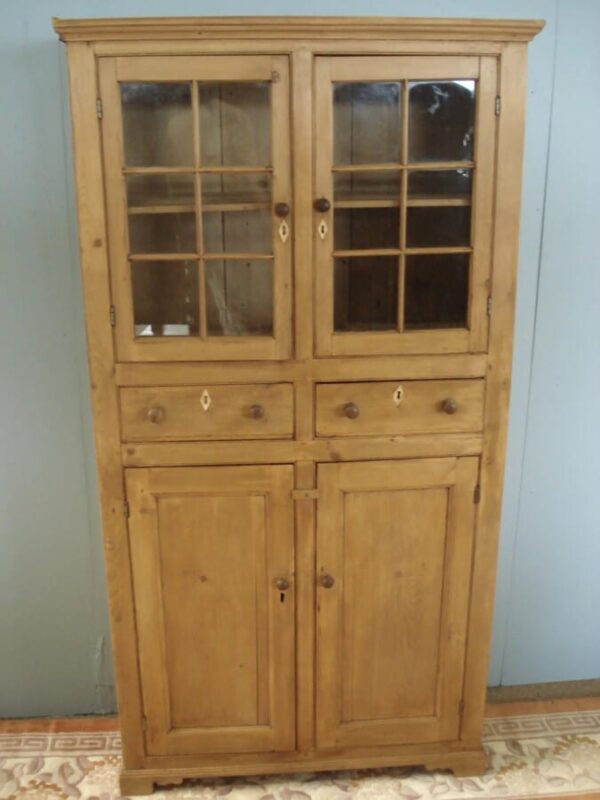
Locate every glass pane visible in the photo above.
<box><xmin>131</xmin><ymin>260</ymin><xmax>199</xmax><ymax>336</ymax></box>
<box><xmin>201</xmin><ymin>173</ymin><xmax>271</xmax><ymax>209</ymax></box>
<box><xmin>126</xmin><ymin>174</ymin><xmax>195</xmax><ymax>208</ymax></box>
<box><xmin>334</xmin><ymin>83</ymin><xmax>401</xmax><ymax>165</ymax></box>
<box><xmin>128</xmin><ymin>213</ymin><xmax>196</xmax><ymax>254</ymax></box>
<box><xmin>406</xmin><ymin>207</ymin><xmax>471</xmax><ymax>247</ymax></box>
<box><xmin>404</xmin><ymin>254</ymin><xmax>469</xmax><ymax>329</ymax></box>
<box><xmin>408</xmin><ymin>81</ymin><xmax>475</xmax><ymax>163</ymax></box>
<box><xmin>203</xmin><ymin>210</ymin><xmax>271</xmax><ymax>254</ymax></box>
<box><xmin>334</xmin><ymin>256</ymin><xmax>398</xmax><ymax>331</ymax></box>
<box><xmin>408</xmin><ymin>169</ymin><xmax>472</xmax><ymax>200</ymax></box>
<box><xmin>121</xmin><ymin>83</ymin><xmax>193</xmax><ymax>167</ymax></box>
<box><xmin>206</xmin><ymin>260</ymin><xmax>273</xmax><ymax>336</ymax></box>
<box><xmin>334</xmin><ymin>171</ymin><xmax>401</xmax><ymax>204</ymax></box>
<box><xmin>334</xmin><ymin>208</ymin><xmax>400</xmax><ymax>250</ymax></box>
<box><xmin>198</xmin><ymin>83</ymin><xmax>270</xmax><ymax>167</ymax></box>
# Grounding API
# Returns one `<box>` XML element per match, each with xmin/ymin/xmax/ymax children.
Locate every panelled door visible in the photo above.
<box><xmin>314</xmin><ymin>56</ymin><xmax>497</xmax><ymax>356</ymax></box>
<box><xmin>99</xmin><ymin>55</ymin><xmax>292</xmax><ymax>361</ymax></box>
<box><xmin>126</xmin><ymin>465</ymin><xmax>295</xmax><ymax>756</ymax></box>
<box><xmin>316</xmin><ymin>458</ymin><xmax>479</xmax><ymax>748</ymax></box>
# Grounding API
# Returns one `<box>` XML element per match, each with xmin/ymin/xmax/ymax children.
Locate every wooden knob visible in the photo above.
<box><xmin>442</xmin><ymin>397</ymin><xmax>459</xmax><ymax>415</ymax></box>
<box><xmin>314</xmin><ymin>197</ymin><xmax>331</xmax><ymax>212</ymax></box>
<box><xmin>320</xmin><ymin>574</ymin><xmax>335</xmax><ymax>589</ymax></box>
<box><xmin>147</xmin><ymin>406</ymin><xmax>165</xmax><ymax>424</ymax></box>
<box><xmin>274</xmin><ymin>202</ymin><xmax>290</xmax><ymax>218</ymax></box>
<box><xmin>249</xmin><ymin>404</ymin><xmax>265</xmax><ymax>420</ymax></box>
<box><xmin>275</xmin><ymin>577</ymin><xmax>289</xmax><ymax>591</ymax></box>
<box><xmin>343</xmin><ymin>402</ymin><xmax>360</xmax><ymax>420</ymax></box>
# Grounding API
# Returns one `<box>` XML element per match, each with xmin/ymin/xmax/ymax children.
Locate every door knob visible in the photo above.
<box><xmin>442</xmin><ymin>397</ymin><xmax>459</xmax><ymax>415</ymax></box>
<box><xmin>274</xmin><ymin>202</ymin><xmax>290</xmax><ymax>218</ymax></box>
<box><xmin>343</xmin><ymin>402</ymin><xmax>360</xmax><ymax>419</ymax></box>
<box><xmin>275</xmin><ymin>577</ymin><xmax>290</xmax><ymax>591</ymax></box>
<box><xmin>319</xmin><ymin>574</ymin><xmax>335</xmax><ymax>589</ymax></box>
<box><xmin>314</xmin><ymin>197</ymin><xmax>331</xmax><ymax>212</ymax></box>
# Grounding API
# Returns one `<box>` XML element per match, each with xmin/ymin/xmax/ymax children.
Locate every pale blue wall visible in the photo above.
<box><xmin>0</xmin><ymin>0</ymin><xmax>597</xmax><ymax>716</ymax></box>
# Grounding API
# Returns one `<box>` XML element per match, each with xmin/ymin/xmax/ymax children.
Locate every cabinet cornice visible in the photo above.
<box><xmin>53</xmin><ymin>16</ymin><xmax>545</xmax><ymax>44</ymax></box>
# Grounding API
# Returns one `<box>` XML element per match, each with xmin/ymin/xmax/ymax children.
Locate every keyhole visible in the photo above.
<box><xmin>280</xmin><ymin>592</ymin><xmax>286</xmax><ymax>604</ymax></box>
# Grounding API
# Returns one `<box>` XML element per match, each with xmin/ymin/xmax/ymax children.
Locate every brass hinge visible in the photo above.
<box><xmin>495</xmin><ymin>96</ymin><xmax>501</xmax><ymax>116</ymax></box>
<box><xmin>96</xmin><ymin>97</ymin><xmax>103</xmax><ymax>119</ymax></box>
<box><xmin>123</xmin><ymin>500</ymin><xmax>130</xmax><ymax>518</ymax></box>
<box><xmin>291</xmin><ymin>489</ymin><xmax>318</xmax><ymax>501</ymax></box>
<box><xmin>109</xmin><ymin>305</ymin><xmax>116</xmax><ymax>327</ymax></box>
<box><xmin>459</xmin><ymin>699</ymin><xmax>465</xmax><ymax>717</ymax></box>
<box><xmin>473</xmin><ymin>484</ymin><xmax>481</xmax><ymax>504</ymax></box>
<box><xmin>487</xmin><ymin>296</ymin><xmax>493</xmax><ymax>317</ymax></box>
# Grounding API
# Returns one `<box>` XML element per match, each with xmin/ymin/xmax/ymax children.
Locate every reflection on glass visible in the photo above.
<box><xmin>334</xmin><ymin>83</ymin><xmax>401</xmax><ymax>165</ymax></box>
<box><xmin>206</xmin><ymin>260</ymin><xmax>273</xmax><ymax>336</ymax></box>
<box><xmin>203</xmin><ymin>210</ymin><xmax>271</xmax><ymax>254</ymax></box>
<box><xmin>128</xmin><ymin>213</ymin><xmax>196</xmax><ymax>254</ymax></box>
<box><xmin>198</xmin><ymin>83</ymin><xmax>271</xmax><ymax>167</ymax></box>
<box><xmin>334</xmin><ymin>171</ymin><xmax>401</xmax><ymax>204</ymax></box>
<box><xmin>408</xmin><ymin>169</ymin><xmax>472</xmax><ymax>199</ymax></box>
<box><xmin>121</xmin><ymin>83</ymin><xmax>193</xmax><ymax>167</ymax></box>
<box><xmin>132</xmin><ymin>260</ymin><xmax>199</xmax><ymax>336</ymax></box>
<box><xmin>334</xmin><ymin>208</ymin><xmax>400</xmax><ymax>250</ymax></box>
<box><xmin>334</xmin><ymin>256</ymin><xmax>398</xmax><ymax>331</ymax></box>
<box><xmin>126</xmin><ymin>174</ymin><xmax>195</xmax><ymax>208</ymax></box>
<box><xmin>201</xmin><ymin>173</ymin><xmax>271</xmax><ymax>209</ymax></box>
<box><xmin>406</xmin><ymin>207</ymin><xmax>471</xmax><ymax>248</ymax></box>
<box><xmin>408</xmin><ymin>81</ymin><xmax>475</xmax><ymax>163</ymax></box>
<box><xmin>404</xmin><ymin>254</ymin><xmax>469</xmax><ymax>329</ymax></box>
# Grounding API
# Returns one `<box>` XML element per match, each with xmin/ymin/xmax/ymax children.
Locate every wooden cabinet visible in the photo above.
<box><xmin>54</xmin><ymin>14</ymin><xmax>543</xmax><ymax>795</ymax></box>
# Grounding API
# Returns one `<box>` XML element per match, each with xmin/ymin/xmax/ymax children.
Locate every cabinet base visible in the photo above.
<box><xmin>120</xmin><ymin>746</ymin><xmax>487</xmax><ymax>796</ymax></box>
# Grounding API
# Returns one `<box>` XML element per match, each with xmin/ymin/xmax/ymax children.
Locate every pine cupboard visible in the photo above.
<box><xmin>53</xmin><ymin>16</ymin><xmax>544</xmax><ymax>795</ymax></box>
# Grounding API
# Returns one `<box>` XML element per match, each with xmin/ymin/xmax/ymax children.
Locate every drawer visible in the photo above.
<box><xmin>316</xmin><ymin>379</ymin><xmax>484</xmax><ymax>437</ymax></box>
<box><xmin>120</xmin><ymin>383</ymin><xmax>294</xmax><ymax>441</ymax></box>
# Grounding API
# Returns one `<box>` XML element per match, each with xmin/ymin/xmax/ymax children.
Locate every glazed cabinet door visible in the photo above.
<box><xmin>316</xmin><ymin>457</ymin><xmax>478</xmax><ymax>748</ymax></box>
<box><xmin>125</xmin><ymin>465</ymin><xmax>295</xmax><ymax>756</ymax></box>
<box><xmin>99</xmin><ymin>55</ymin><xmax>292</xmax><ymax>361</ymax></box>
<box><xmin>314</xmin><ymin>55</ymin><xmax>497</xmax><ymax>356</ymax></box>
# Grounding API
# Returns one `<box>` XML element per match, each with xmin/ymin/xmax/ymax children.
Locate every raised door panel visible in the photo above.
<box><xmin>99</xmin><ymin>55</ymin><xmax>292</xmax><ymax>361</ymax></box>
<box><xmin>316</xmin><ymin>458</ymin><xmax>478</xmax><ymax>748</ymax></box>
<box><xmin>314</xmin><ymin>55</ymin><xmax>497</xmax><ymax>356</ymax></box>
<box><xmin>126</xmin><ymin>465</ymin><xmax>295</xmax><ymax>755</ymax></box>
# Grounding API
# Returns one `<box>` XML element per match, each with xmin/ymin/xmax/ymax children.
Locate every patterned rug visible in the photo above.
<box><xmin>2</xmin><ymin>710</ymin><xmax>600</xmax><ymax>799</ymax></box>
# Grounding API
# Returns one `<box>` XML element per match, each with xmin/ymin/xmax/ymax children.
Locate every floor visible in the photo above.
<box><xmin>1</xmin><ymin>698</ymin><xmax>600</xmax><ymax>799</ymax></box>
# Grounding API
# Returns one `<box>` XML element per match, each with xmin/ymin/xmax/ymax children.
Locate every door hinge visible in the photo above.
<box><xmin>495</xmin><ymin>96</ymin><xmax>501</xmax><ymax>116</ymax></box>
<box><xmin>123</xmin><ymin>500</ymin><xmax>130</xmax><ymax>518</ymax></box>
<box><xmin>96</xmin><ymin>97</ymin><xmax>103</xmax><ymax>119</ymax></box>
<box><xmin>473</xmin><ymin>484</ymin><xmax>481</xmax><ymax>504</ymax></box>
<box><xmin>291</xmin><ymin>489</ymin><xmax>318</xmax><ymax>501</ymax></box>
<box><xmin>459</xmin><ymin>699</ymin><xmax>465</xmax><ymax>717</ymax></box>
<box><xmin>109</xmin><ymin>304</ymin><xmax>116</xmax><ymax>327</ymax></box>
<box><xmin>487</xmin><ymin>296</ymin><xmax>493</xmax><ymax>318</ymax></box>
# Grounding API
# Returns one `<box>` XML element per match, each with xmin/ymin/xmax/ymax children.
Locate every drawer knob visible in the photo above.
<box><xmin>249</xmin><ymin>404</ymin><xmax>265</xmax><ymax>420</ymax></box>
<box><xmin>343</xmin><ymin>402</ymin><xmax>360</xmax><ymax>420</ymax></box>
<box><xmin>314</xmin><ymin>197</ymin><xmax>331</xmax><ymax>213</ymax></box>
<box><xmin>319</xmin><ymin>574</ymin><xmax>335</xmax><ymax>589</ymax></box>
<box><xmin>442</xmin><ymin>397</ymin><xmax>459</xmax><ymax>415</ymax></box>
<box><xmin>275</xmin><ymin>577</ymin><xmax>290</xmax><ymax>591</ymax></box>
<box><xmin>147</xmin><ymin>406</ymin><xmax>165</xmax><ymax>424</ymax></box>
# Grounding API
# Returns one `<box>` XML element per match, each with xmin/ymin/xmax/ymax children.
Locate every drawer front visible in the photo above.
<box><xmin>316</xmin><ymin>380</ymin><xmax>484</xmax><ymax>437</ymax></box>
<box><xmin>120</xmin><ymin>384</ymin><xmax>294</xmax><ymax>441</ymax></box>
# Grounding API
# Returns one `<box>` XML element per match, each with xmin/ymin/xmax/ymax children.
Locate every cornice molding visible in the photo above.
<box><xmin>53</xmin><ymin>16</ymin><xmax>545</xmax><ymax>44</ymax></box>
